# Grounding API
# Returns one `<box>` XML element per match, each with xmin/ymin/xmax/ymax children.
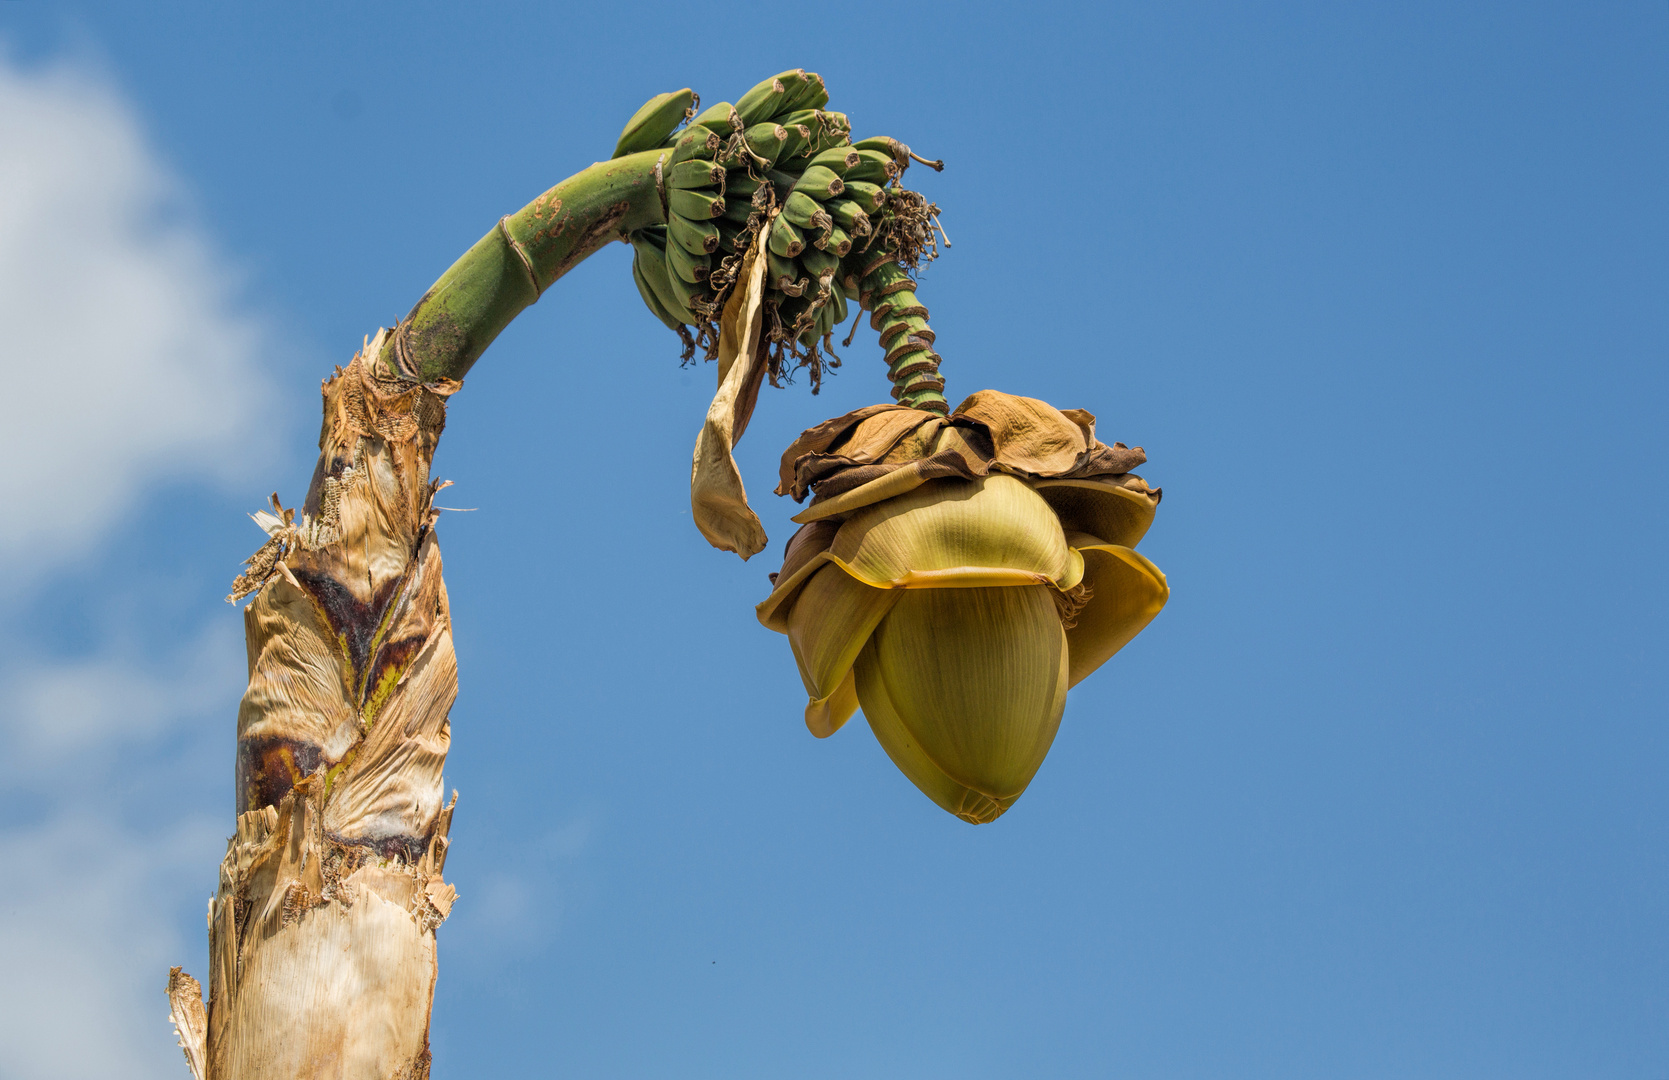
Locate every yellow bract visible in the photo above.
<box><xmin>758</xmin><ymin>391</ymin><xmax>1170</xmax><ymax>823</ymax></box>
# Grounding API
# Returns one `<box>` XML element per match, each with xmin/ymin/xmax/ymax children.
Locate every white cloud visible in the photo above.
<box><xmin>0</xmin><ymin>620</ymin><xmax>244</xmax><ymax>776</ymax></box>
<box><xmin>0</xmin><ymin>49</ymin><xmax>279</xmax><ymax>1079</ymax></box>
<box><xmin>0</xmin><ymin>813</ymin><xmax>223</xmax><ymax>1080</ymax></box>
<box><xmin>0</xmin><ymin>50</ymin><xmax>273</xmax><ymax>588</ymax></box>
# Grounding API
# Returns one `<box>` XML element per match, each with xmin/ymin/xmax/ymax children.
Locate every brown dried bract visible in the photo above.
<box><xmin>773</xmin><ymin>389</ymin><xmax>1157</xmax><ymax>513</ymax></box>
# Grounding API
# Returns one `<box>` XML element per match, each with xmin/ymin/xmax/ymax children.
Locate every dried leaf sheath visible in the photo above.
<box><xmin>175</xmin><ymin>331</ymin><xmax>461</xmax><ymax>1080</ymax></box>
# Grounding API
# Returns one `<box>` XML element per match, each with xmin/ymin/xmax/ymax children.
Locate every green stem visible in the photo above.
<box><xmin>382</xmin><ymin>149</ymin><xmax>668</xmax><ymax>383</ymax></box>
<box><xmin>858</xmin><ymin>259</ymin><xmax>948</xmax><ymax>413</ymax></box>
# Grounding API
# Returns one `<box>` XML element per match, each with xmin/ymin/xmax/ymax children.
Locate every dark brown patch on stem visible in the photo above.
<box><xmin>238</xmin><ymin>736</ymin><xmax>326</xmax><ymax>814</ymax></box>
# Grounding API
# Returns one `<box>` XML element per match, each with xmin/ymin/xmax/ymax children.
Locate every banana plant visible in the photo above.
<box><xmin>164</xmin><ymin>69</ymin><xmax>1167</xmax><ymax>1079</ymax></box>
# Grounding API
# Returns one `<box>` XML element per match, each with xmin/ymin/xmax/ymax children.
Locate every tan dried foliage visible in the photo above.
<box><xmin>172</xmin><ymin>331</ymin><xmax>463</xmax><ymax>1080</ymax></box>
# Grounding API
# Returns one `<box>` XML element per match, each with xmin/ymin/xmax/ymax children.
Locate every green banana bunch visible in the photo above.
<box><xmin>615</xmin><ymin>70</ymin><xmax>942</xmax><ymax>394</ymax></box>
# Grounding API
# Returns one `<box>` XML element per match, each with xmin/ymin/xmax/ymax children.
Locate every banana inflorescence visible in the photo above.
<box><xmin>612</xmin><ymin>70</ymin><xmax>949</xmax><ymax>412</ymax></box>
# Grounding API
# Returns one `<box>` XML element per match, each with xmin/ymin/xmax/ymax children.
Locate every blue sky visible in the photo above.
<box><xmin>0</xmin><ymin>3</ymin><xmax>1664</xmax><ymax>1077</ymax></box>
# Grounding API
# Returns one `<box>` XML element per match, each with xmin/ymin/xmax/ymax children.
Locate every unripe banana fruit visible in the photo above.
<box><xmin>669</xmin><ymin>188</ymin><xmax>725</xmax><ymax>221</ymax></box>
<box><xmin>769</xmin><ymin>218</ymin><xmax>806</xmax><ymax>258</ymax></box>
<box><xmin>793</xmin><ymin>165</ymin><xmax>845</xmax><ymax>201</ymax></box>
<box><xmin>845</xmin><ymin>149</ymin><xmax>900</xmax><ymax>185</ymax></box>
<box><xmin>668</xmin><ymin>213</ymin><xmax>721</xmax><ymax>255</ymax></box>
<box><xmin>783</xmin><ymin>191</ymin><xmax>828</xmax><ymax>230</ymax></box>
<box><xmin>768</xmin><ymin>251</ymin><xmax>808</xmax><ymax>296</ymax></box>
<box><xmin>807</xmin><ymin>146</ymin><xmax>861</xmax><ymax>172</ymax></box>
<box><xmin>689</xmin><ymin>101</ymin><xmax>742</xmax><ymax>135</ymax></box>
<box><xmin>665</xmin><ymin>236</ymin><xmax>710</xmax><ymax>284</ymax></box>
<box><xmin>843</xmin><ymin>181</ymin><xmax>888</xmax><ymax>214</ymax></box>
<box><xmin>825</xmin><ymin>198</ymin><xmax>871</xmax><ymax>235</ymax></box>
<box><xmin>742</xmin><ymin>123</ymin><xmax>788</xmax><ymax>165</ymax></box>
<box><xmin>667</xmin><ymin>159</ymin><xmax>725</xmax><ymax>190</ymax></box>
<box><xmin>667</xmin><ymin>124</ymin><xmax>721</xmax><ymax>167</ymax></box>
<box><xmin>613</xmin><ymin>88</ymin><xmax>695</xmax><ymax>159</ymax></box>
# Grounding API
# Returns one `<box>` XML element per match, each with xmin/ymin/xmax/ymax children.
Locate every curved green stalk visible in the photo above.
<box><xmin>382</xmin><ymin>149</ymin><xmax>668</xmax><ymax>384</ymax></box>
<box><xmin>858</xmin><ymin>259</ymin><xmax>947</xmax><ymax>413</ymax></box>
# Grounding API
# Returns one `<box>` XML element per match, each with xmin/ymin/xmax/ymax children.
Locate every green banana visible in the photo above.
<box><xmin>768</xmin><ymin>218</ymin><xmax>805</xmax><ymax>258</ymax></box>
<box><xmin>664</xmin><ymin>266</ymin><xmax>709</xmax><ymax>314</ymax></box>
<box><xmin>725</xmin><ymin>171</ymin><xmax>767</xmax><ymax>199</ymax></box>
<box><xmin>690</xmin><ymin>101</ymin><xmax>742</xmax><ymax>135</ymax></box>
<box><xmin>721</xmin><ymin>196</ymin><xmax>757</xmax><ymax>223</ymax></box>
<box><xmin>776</xmin><ymin>122</ymin><xmax>813</xmax><ymax>162</ymax></box>
<box><xmin>775</xmin><ymin>111</ymin><xmax>852</xmax><ymax>162</ymax></box>
<box><xmin>792</xmin><ymin>165</ymin><xmax>845</xmax><ymax>200</ymax></box>
<box><xmin>815</xmin><ymin>290</ymin><xmax>846</xmax><ymax>338</ymax></box>
<box><xmin>845</xmin><ymin>149</ymin><xmax>901</xmax><ymax>185</ymax></box>
<box><xmin>632</xmin><ymin>253</ymin><xmax>683</xmax><ymax>330</ymax></box>
<box><xmin>824</xmin><ymin>198</ymin><xmax>871</xmax><ymax>235</ymax></box>
<box><xmin>800</xmin><ymin>244</ymin><xmax>839</xmax><ymax>280</ymax></box>
<box><xmin>669</xmin><ymin>188</ymin><xmax>725</xmax><ymax>221</ymax></box>
<box><xmin>741</xmin><ymin>123</ymin><xmax>788</xmax><ymax>165</ymax></box>
<box><xmin>736</xmin><ymin>72</ymin><xmax>795</xmax><ymax>125</ymax></box>
<box><xmin>807</xmin><ymin>146</ymin><xmax>861</xmax><ymax>173</ymax></box>
<box><xmin>783</xmin><ymin>191</ymin><xmax>829</xmax><ymax>229</ymax></box>
<box><xmin>613</xmin><ymin>88</ymin><xmax>695</xmax><ymax>159</ymax></box>
<box><xmin>668</xmin><ymin>213</ymin><xmax>720</xmax><ymax>255</ymax></box>
<box><xmin>812</xmin><ymin>111</ymin><xmax>853</xmax><ymax>150</ymax></box>
<box><xmin>667</xmin><ymin>159</ymin><xmax>725</xmax><ymax>190</ymax></box>
<box><xmin>666</xmin><ymin>124</ymin><xmax>721</xmax><ymax>167</ymax></box>
<box><xmin>852</xmin><ymin>136</ymin><xmax>905</xmax><ymax>158</ymax></box>
<box><xmin>842</xmin><ymin>180</ymin><xmax>888</xmax><ymax>214</ymax></box>
<box><xmin>768</xmin><ymin>251</ymin><xmax>807</xmax><ymax>296</ymax></box>
<box><xmin>716</xmin><ymin>219</ymin><xmax>749</xmax><ymax>253</ymax></box>
<box><xmin>665</xmin><ymin>236</ymin><xmax>710</xmax><ymax>284</ymax></box>
<box><xmin>800</xmin><ymin>301</ymin><xmax>832</xmax><ymax>347</ymax></box>
<box><xmin>775</xmin><ymin>295</ymin><xmax>805</xmax><ymax>335</ymax></box>
<box><xmin>815</xmin><ymin>225</ymin><xmax>852</xmax><ymax>258</ymax></box>
<box><xmin>629</xmin><ymin>230</ymin><xmax>699</xmax><ymax>324</ymax></box>
<box><xmin>778</xmin><ymin>70</ymin><xmax>829</xmax><ymax>114</ymax></box>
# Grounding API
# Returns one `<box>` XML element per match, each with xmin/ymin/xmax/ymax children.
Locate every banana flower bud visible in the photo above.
<box><xmin>757</xmin><ymin>392</ymin><xmax>1169</xmax><ymax>823</ymax></box>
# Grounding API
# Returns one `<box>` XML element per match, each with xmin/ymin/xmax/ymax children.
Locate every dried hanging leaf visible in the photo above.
<box><xmin>690</xmin><ymin>216</ymin><xmax>773</xmax><ymax>559</ymax></box>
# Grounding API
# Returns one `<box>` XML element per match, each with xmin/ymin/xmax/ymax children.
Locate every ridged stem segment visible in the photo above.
<box><xmin>385</xmin><ymin>149</ymin><xmax>668</xmax><ymax>384</ymax></box>
<box><xmin>859</xmin><ymin>258</ymin><xmax>947</xmax><ymax>413</ymax></box>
